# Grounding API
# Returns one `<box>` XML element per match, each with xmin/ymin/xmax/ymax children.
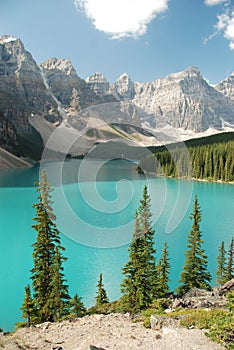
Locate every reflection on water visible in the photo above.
<box><xmin>0</xmin><ymin>159</ymin><xmax>144</xmax><ymax>187</ymax></box>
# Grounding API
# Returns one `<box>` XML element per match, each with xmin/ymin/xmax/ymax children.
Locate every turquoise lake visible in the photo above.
<box><xmin>0</xmin><ymin>159</ymin><xmax>233</xmax><ymax>331</ymax></box>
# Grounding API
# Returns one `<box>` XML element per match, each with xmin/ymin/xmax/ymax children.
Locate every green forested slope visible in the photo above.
<box><xmin>139</xmin><ymin>132</ymin><xmax>234</xmax><ymax>182</ymax></box>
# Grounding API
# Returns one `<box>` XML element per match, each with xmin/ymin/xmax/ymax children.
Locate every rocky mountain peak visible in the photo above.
<box><xmin>163</xmin><ymin>66</ymin><xmax>202</xmax><ymax>83</ymax></box>
<box><xmin>0</xmin><ymin>34</ymin><xmax>234</xmax><ymax>164</ymax></box>
<box><xmin>155</xmin><ymin>66</ymin><xmax>211</xmax><ymax>98</ymax></box>
<box><xmin>114</xmin><ymin>72</ymin><xmax>135</xmax><ymax>99</ymax></box>
<box><xmin>40</xmin><ymin>57</ymin><xmax>76</xmax><ymax>76</ymax></box>
<box><xmin>117</xmin><ymin>72</ymin><xmax>131</xmax><ymax>81</ymax></box>
<box><xmin>0</xmin><ymin>35</ymin><xmax>18</xmax><ymax>44</ymax></box>
<box><xmin>86</xmin><ymin>72</ymin><xmax>108</xmax><ymax>83</ymax></box>
<box><xmin>86</xmin><ymin>72</ymin><xmax>110</xmax><ymax>94</ymax></box>
<box><xmin>0</xmin><ymin>34</ymin><xmax>51</xmax><ymax>99</ymax></box>
<box><xmin>0</xmin><ymin>34</ymin><xmax>34</xmax><ymax>66</ymax></box>
<box><xmin>185</xmin><ymin>66</ymin><xmax>200</xmax><ymax>74</ymax></box>
<box><xmin>132</xmin><ymin>66</ymin><xmax>234</xmax><ymax>131</ymax></box>
<box><xmin>215</xmin><ymin>72</ymin><xmax>234</xmax><ymax>100</ymax></box>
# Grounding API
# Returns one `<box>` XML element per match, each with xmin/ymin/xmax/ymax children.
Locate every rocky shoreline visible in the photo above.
<box><xmin>0</xmin><ymin>147</ymin><xmax>32</xmax><ymax>170</ymax></box>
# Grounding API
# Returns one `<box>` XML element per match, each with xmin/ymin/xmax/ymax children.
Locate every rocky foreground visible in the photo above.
<box><xmin>2</xmin><ymin>281</ymin><xmax>234</xmax><ymax>350</ymax></box>
<box><xmin>0</xmin><ymin>313</ymin><xmax>224</xmax><ymax>350</ymax></box>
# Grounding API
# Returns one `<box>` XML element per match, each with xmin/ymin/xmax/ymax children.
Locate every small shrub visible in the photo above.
<box><xmin>208</xmin><ymin>317</ymin><xmax>234</xmax><ymax>349</ymax></box>
<box><xmin>143</xmin><ymin>317</ymin><xmax>151</xmax><ymax>328</ymax></box>
<box><xmin>14</xmin><ymin>321</ymin><xmax>29</xmax><ymax>330</ymax></box>
<box><xmin>87</xmin><ymin>300</ymin><xmax>123</xmax><ymax>315</ymax></box>
<box><xmin>206</xmin><ymin>292</ymin><xmax>234</xmax><ymax>349</ymax></box>
<box><xmin>151</xmin><ymin>298</ymin><xmax>171</xmax><ymax>312</ymax></box>
<box><xmin>138</xmin><ymin>298</ymin><xmax>172</xmax><ymax>328</ymax></box>
<box><xmin>227</xmin><ymin>291</ymin><xmax>234</xmax><ymax>313</ymax></box>
<box><xmin>179</xmin><ymin>307</ymin><xmax>234</xmax><ymax>349</ymax></box>
<box><xmin>180</xmin><ymin>309</ymin><xmax>228</xmax><ymax>329</ymax></box>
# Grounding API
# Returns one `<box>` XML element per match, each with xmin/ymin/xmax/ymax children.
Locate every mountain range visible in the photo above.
<box><xmin>0</xmin><ymin>35</ymin><xmax>233</xmax><ymax>166</ymax></box>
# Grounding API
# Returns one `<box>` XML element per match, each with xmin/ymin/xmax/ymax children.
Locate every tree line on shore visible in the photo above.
<box><xmin>19</xmin><ymin>171</ymin><xmax>233</xmax><ymax>327</ymax></box>
<box><xmin>139</xmin><ymin>138</ymin><xmax>234</xmax><ymax>182</ymax></box>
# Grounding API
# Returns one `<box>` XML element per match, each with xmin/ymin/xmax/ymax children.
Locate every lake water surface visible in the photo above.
<box><xmin>0</xmin><ymin>159</ymin><xmax>233</xmax><ymax>331</ymax></box>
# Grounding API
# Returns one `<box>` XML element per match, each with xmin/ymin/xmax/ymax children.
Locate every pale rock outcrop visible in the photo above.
<box><xmin>215</xmin><ymin>73</ymin><xmax>234</xmax><ymax>101</ymax></box>
<box><xmin>0</xmin><ymin>35</ymin><xmax>59</xmax><ymax>123</ymax></box>
<box><xmin>87</xmin><ymin>67</ymin><xmax>234</xmax><ymax>132</ymax></box>
<box><xmin>112</xmin><ymin>73</ymin><xmax>136</xmax><ymax>100</ymax></box>
<box><xmin>132</xmin><ymin>67</ymin><xmax>233</xmax><ymax>131</ymax></box>
<box><xmin>86</xmin><ymin>72</ymin><xmax>110</xmax><ymax>95</ymax></box>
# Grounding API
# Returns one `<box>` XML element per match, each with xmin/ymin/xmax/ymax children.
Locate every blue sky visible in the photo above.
<box><xmin>0</xmin><ymin>0</ymin><xmax>234</xmax><ymax>84</ymax></box>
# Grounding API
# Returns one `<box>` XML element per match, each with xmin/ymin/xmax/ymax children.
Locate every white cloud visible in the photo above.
<box><xmin>204</xmin><ymin>0</ymin><xmax>228</xmax><ymax>5</ymax></box>
<box><xmin>74</xmin><ymin>0</ymin><xmax>168</xmax><ymax>39</ymax></box>
<box><xmin>216</xmin><ymin>11</ymin><xmax>234</xmax><ymax>49</ymax></box>
<box><xmin>204</xmin><ymin>0</ymin><xmax>234</xmax><ymax>50</ymax></box>
<box><xmin>216</xmin><ymin>13</ymin><xmax>230</xmax><ymax>30</ymax></box>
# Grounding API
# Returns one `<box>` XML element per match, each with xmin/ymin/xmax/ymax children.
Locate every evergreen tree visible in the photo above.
<box><xmin>31</xmin><ymin>170</ymin><xmax>69</xmax><ymax>323</ymax></box>
<box><xmin>216</xmin><ymin>241</ymin><xmax>227</xmax><ymax>285</ymax></box>
<box><xmin>95</xmin><ymin>273</ymin><xmax>109</xmax><ymax>307</ymax></box>
<box><xmin>219</xmin><ymin>155</ymin><xmax>224</xmax><ymax>181</ymax></box>
<box><xmin>121</xmin><ymin>212</ymin><xmax>149</xmax><ymax>311</ymax></box>
<box><xmin>156</xmin><ymin>242</ymin><xmax>170</xmax><ymax>297</ymax></box>
<box><xmin>20</xmin><ymin>285</ymin><xmax>36</xmax><ymax>327</ymax></box>
<box><xmin>69</xmin><ymin>294</ymin><xmax>86</xmax><ymax>318</ymax></box>
<box><xmin>178</xmin><ymin>195</ymin><xmax>211</xmax><ymax>295</ymax></box>
<box><xmin>225</xmin><ymin>238</ymin><xmax>234</xmax><ymax>281</ymax></box>
<box><xmin>138</xmin><ymin>185</ymin><xmax>157</xmax><ymax>297</ymax></box>
<box><xmin>46</xmin><ymin>246</ymin><xmax>70</xmax><ymax>321</ymax></box>
<box><xmin>138</xmin><ymin>138</ymin><xmax>234</xmax><ymax>182</ymax></box>
<box><xmin>121</xmin><ymin>186</ymin><xmax>157</xmax><ymax>312</ymax></box>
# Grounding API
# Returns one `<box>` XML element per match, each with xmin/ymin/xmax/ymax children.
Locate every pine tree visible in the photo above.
<box><xmin>156</xmin><ymin>242</ymin><xmax>170</xmax><ymax>297</ymax></box>
<box><xmin>178</xmin><ymin>195</ymin><xmax>211</xmax><ymax>295</ymax></box>
<box><xmin>225</xmin><ymin>238</ymin><xmax>234</xmax><ymax>281</ymax></box>
<box><xmin>46</xmin><ymin>246</ymin><xmax>70</xmax><ymax>321</ymax></box>
<box><xmin>121</xmin><ymin>211</ymin><xmax>149</xmax><ymax>311</ymax></box>
<box><xmin>139</xmin><ymin>139</ymin><xmax>234</xmax><ymax>182</ymax></box>
<box><xmin>121</xmin><ymin>186</ymin><xmax>157</xmax><ymax>312</ymax></box>
<box><xmin>20</xmin><ymin>285</ymin><xmax>37</xmax><ymax>326</ymax></box>
<box><xmin>216</xmin><ymin>241</ymin><xmax>227</xmax><ymax>285</ymax></box>
<box><xmin>95</xmin><ymin>273</ymin><xmax>109</xmax><ymax>307</ymax></box>
<box><xmin>138</xmin><ymin>185</ymin><xmax>157</xmax><ymax>297</ymax></box>
<box><xmin>69</xmin><ymin>294</ymin><xmax>86</xmax><ymax>318</ymax></box>
<box><xmin>31</xmin><ymin>170</ymin><xmax>69</xmax><ymax>323</ymax></box>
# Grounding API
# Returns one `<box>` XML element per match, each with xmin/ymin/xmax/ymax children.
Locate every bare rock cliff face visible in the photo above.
<box><xmin>132</xmin><ymin>67</ymin><xmax>233</xmax><ymax>131</ymax></box>
<box><xmin>0</xmin><ymin>36</ymin><xmax>55</xmax><ymax>158</ymax></box>
<box><xmin>41</xmin><ymin>59</ymin><xmax>116</xmax><ymax>113</ymax></box>
<box><xmin>214</xmin><ymin>73</ymin><xmax>234</xmax><ymax>104</ymax></box>
<box><xmin>0</xmin><ymin>36</ymin><xmax>59</xmax><ymax>124</ymax></box>
<box><xmin>86</xmin><ymin>72</ymin><xmax>110</xmax><ymax>95</ymax></box>
<box><xmin>0</xmin><ymin>37</ymin><xmax>116</xmax><ymax>161</ymax></box>
<box><xmin>111</xmin><ymin>73</ymin><xmax>136</xmax><ymax>100</ymax></box>
<box><xmin>87</xmin><ymin>67</ymin><xmax>234</xmax><ymax>132</ymax></box>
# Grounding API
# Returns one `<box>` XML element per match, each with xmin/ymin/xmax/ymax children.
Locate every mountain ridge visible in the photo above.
<box><xmin>87</xmin><ymin>66</ymin><xmax>234</xmax><ymax>131</ymax></box>
<box><xmin>0</xmin><ymin>35</ymin><xmax>234</xmax><ymax>166</ymax></box>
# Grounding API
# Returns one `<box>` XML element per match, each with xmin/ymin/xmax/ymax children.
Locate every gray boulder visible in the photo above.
<box><xmin>150</xmin><ymin>315</ymin><xmax>180</xmax><ymax>330</ymax></box>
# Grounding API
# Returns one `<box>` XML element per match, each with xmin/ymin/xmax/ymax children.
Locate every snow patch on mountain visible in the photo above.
<box><xmin>0</xmin><ymin>35</ymin><xmax>17</xmax><ymax>44</ymax></box>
